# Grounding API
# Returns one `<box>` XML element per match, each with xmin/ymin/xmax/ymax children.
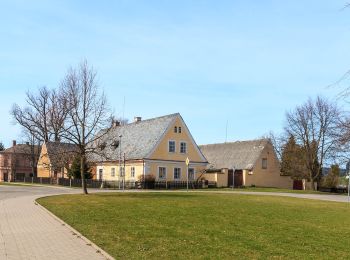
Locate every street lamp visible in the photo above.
<box><xmin>231</xmin><ymin>166</ymin><xmax>236</xmax><ymax>190</ymax></box>
<box><xmin>186</xmin><ymin>157</ymin><xmax>190</xmax><ymax>192</ymax></box>
<box><xmin>118</xmin><ymin>134</ymin><xmax>122</xmax><ymax>190</ymax></box>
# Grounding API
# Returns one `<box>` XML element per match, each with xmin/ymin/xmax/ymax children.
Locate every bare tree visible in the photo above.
<box><xmin>265</xmin><ymin>131</ymin><xmax>286</xmax><ymax>162</ymax></box>
<box><xmin>11</xmin><ymin>86</ymin><xmax>68</xmax><ymax>143</ymax></box>
<box><xmin>48</xmin><ymin>89</ymin><xmax>69</xmax><ymax>141</ymax></box>
<box><xmin>60</xmin><ymin>60</ymin><xmax>111</xmax><ymax>194</ymax></box>
<box><xmin>21</xmin><ymin>131</ymin><xmax>41</xmax><ymax>177</ymax></box>
<box><xmin>285</xmin><ymin>96</ymin><xmax>342</xmax><ymax>189</ymax></box>
<box><xmin>11</xmin><ymin>86</ymin><xmax>51</xmax><ymax>142</ymax></box>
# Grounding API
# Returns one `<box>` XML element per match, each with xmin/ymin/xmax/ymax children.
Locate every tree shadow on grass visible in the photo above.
<box><xmin>96</xmin><ymin>192</ymin><xmax>200</xmax><ymax>199</ymax></box>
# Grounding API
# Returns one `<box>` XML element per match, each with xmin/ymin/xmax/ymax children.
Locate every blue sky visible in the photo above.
<box><xmin>1</xmin><ymin>0</ymin><xmax>350</xmax><ymax>147</ymax></box>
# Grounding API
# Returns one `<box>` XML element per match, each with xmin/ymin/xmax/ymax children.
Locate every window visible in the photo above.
<box><xmin>119</xmin><ymin>167</ymin><xmax>125</xmax><ymax>177</ymax></box>
<box><xmin>158</xmin><ymin>167</ymin><xmax>167</xmax><ymax>179</ymax></box>
<box><xmin>111</xmin><ymin>168</ymin><xmax>115</xmax><ymax>177</ymax></box>
<box><xmin>98</xmin><ymin>169</ymin><xmax>103</xmax><ymax>180</ymax></box>
<box><xmin>174</xmin><ymin>168</ymin><xmax>181</xmax><ymax>180</ymax></box>
<box><xmin>174</xmin><ymin>126</ymin><xmax>177</xmax><ymax>133</ymax></box>
<box><xmin>178</xmin><ymin>127</ymin><xmax>182</xmax><ymax>133</ymax></box>
<box><xmin>169</xmin><ymin>140</ymin><xmax>176</xmax><ymax>153</ymax></box>
<box><xmin>188</xmin><ymin>168</ymin><xmax>195</xmax><ymax>180</ymax></box>
<box><xmin>262</xmin><ymin>158</ymin><xmax>268</xmax><ymax>169</ymax></box>
<box><xmin>180</xmin><ymin>142</ymin><xmax>187</xmax><ymax>154</ymax></box>
<box><xmin>131</xmin><ymin>167</ymin><xmax>135</xmax><ymax>178</ymax></box>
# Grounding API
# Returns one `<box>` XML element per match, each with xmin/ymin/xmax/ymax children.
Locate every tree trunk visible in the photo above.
<box><xmin>310</xmin><ymin>179</ymin><xmax>316</xmax><ymax>191</ymax></box>
<box><xmin>81</xmin><ymin>154</ymin><xmax>88</xmax><ymax>194</ymax></box>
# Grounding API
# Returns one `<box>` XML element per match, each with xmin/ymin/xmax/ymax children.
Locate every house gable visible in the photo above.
<box><xmin>252</xmin><ymin>141</ymin><xmax>280</xmax><ymax>174</ymax></box>
<box><xmin>147</xmin><ymin>115</ymin><xmax>207</xmax><ymax>163</ymax></box>
<box><xmin>37</xmin><ymin>143</ymin><xmax>51</xmax><ymax>177</ymax></box>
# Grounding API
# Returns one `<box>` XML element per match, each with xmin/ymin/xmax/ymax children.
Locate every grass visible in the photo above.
<box><xmin>38</xmin><ymin>192</ymin><xmax>350</xmax><ymax>259</ymax></box>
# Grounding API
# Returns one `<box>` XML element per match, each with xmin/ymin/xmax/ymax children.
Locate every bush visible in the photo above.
<box><xmin>138</xmin><ymin>174</ymin><xmax>156</xmax><ymax>189</ymax></box>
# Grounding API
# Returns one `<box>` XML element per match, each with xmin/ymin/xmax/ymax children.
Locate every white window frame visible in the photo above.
<box><xmin>158</xmin><ymin>166</ymin><xmax>167</xmax><ymax>180</ymax></box>
<box><xmin>131</xmin><ymin>167</ymin><xmax>135</xmax><ymax>178</ymax></box>
<box><xmin>168</xmin><ymin>140</ymin><xmax>176</xmax><ymax>153</ymax></box>
<box><xmin>188</xmin><ymin>168</ymin><xmax>195</xmax><ymax>180</ymax></box>
<box><xmin>180</xmin><ymin>141</ymin><xmax>187</xmax><ymax>154</ymax></box>
<box><xmin>111</xmin><ymin>167</ymin><xmax>115</xmax><ymax>177</ymax></box>
<box><xmin>119</xmin><ymin>167</ymin><xmax>125</xmax><ymax>177</ymax></box>
<box><xmin>174</xmin><ymin>167</ymin><xmax>181</xmax><ymax>180</ymax></box>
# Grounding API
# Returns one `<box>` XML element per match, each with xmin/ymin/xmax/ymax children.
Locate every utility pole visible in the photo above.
<box><xmin>232</xmin><ymin>166</ymin><xmax>235</xmax><ymax>190</ymax></box>
<box><xmin>123</xmin><ymin>153</ymin><xmax>126</xmax><ymax>191</ymax></box>
<box><xmin>346</xmin><ymin>161</ymin><xmax>350</xmax><ymax>203</ymax></box>
<box><xmin>119</xmin><ymin>134</ymin><xmax>122</xmax><ymax>190</ymax></box>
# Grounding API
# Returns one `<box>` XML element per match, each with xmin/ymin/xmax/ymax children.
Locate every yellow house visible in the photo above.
<box><xmin>37</xmin><ymin>142</ymin><xmax>78</xmax><ymax>179</ymax></box>
<box><xmin>89</xmin><ymin>113</ymin><xmax>208</xmax><ymax>182</ymax></box>
<box><xmin>199</xmin><ymin>139</ymin><xmax>293</xmax><ymax>189</ymax></box>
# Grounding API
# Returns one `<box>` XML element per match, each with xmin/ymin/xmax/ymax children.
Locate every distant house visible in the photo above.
<box><xmin>199</xmin><ymin>139</ymin><xmax>292</xmax><ymax>189</ymax></box>
<box><xmin>89</xmin><ymin>113</ymin><xmax>208</xmax><ymax>182</ymax></box>
<box><xmin>0</xmin><ymin>140</ymin><xmax>40</xmax><ymax>182</ymax></box>
<box><xmin>37</xmin><ymin>142</ymin><xmax>78</xmax><ymax>180</ymax></box>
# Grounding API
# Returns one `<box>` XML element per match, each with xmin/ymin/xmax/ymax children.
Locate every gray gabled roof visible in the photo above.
<box><xmin>45</xmin><ymin>142</ymin><xmax>78</xmax><ymax>169</ymax></box>
<box><xmin>89</xmin><ymin>113</ymin><xmax>179</xmax><ymax>162</ymax></box>
<box><xmin>199</xmin><ymin>139</ymin><xmax>269</xmax><ymax>170</ymax></box>
<box><xmin>1</xmin><ymin>144</ymin><xmax>40</xmax><ymax>155</ymax></box>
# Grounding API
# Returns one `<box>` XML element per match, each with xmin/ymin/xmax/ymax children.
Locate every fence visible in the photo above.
<box><xmin>12</xmin><ymin>177</ymin><xmax>217</xmax><ymax>190</ymax></box>
<box><xmin>318</xmin><ymin>187</ymin><xmax>348</xmax><ymax>193</ymax></box>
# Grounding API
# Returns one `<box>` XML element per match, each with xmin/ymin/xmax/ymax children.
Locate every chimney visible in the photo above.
<box><xmin>112</xmin><ymin>120</ymin><xmax>120</xmax><ymax>127</ymax></box>
<box><xmin>134</xmin><ymin>116</ymin><xmax>142</xmax><ymax>123</ymax></box>
<box><xmin>12</xmin><ymin>140</ymin><xmax>16</xmax><ymax>147</ymax></box>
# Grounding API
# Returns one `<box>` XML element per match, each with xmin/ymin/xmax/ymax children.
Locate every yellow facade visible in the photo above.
<box><xmin>243</xmin><ymin>143</ymin><xmax>293</xmax><ymax>189</ymax></box>
<box><xmin>204</xmin><ymin>170</ymin><xmax>228</xmax><ymax>187</ymax></box>
<box><xmin>37</xmin><ymin>144</ymin><xmax>51</xmax><ymax>178</ymax></box>
<box><xmin>37</xmin><ymin>143</ymin><xmax>70</xmax><ymax>179</ymax></box>
<box><xmin>98</xmin><ymin>116</ymin><xmax>208</xmax><ymax>181</ymax></box>
<box><xmin>150</xmin><ymin>117</ymin><xmax>205</xmax><ymax>163</ymax></box>
<box><xmin>203</xmin><ymin>142</ymin><xmax>293</xmax><ymax>189</ymax></box>
<box><xmin>96</xmin><ymin>161</ymin><xmax>144</xmax><ymax>181</ymax></box>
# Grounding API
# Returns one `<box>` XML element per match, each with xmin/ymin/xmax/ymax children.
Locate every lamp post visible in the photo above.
<box><xmin>231</xmin><ymin>166</ymin><xmax>235</xmax><ymax>190</ymax></box>
<box><xmin>347</xmin><ymin>174</ymin><xmax>350</xmax><ymax>203</ymax></box>
<box><xmin>118</xmin><ymin>134</ymin><xmax>122</xmax><ymax>190</ymax></box>
<box><xmin>123</xmin><ymin>152</ymin><xmax>126</xmax><ymax>191</ymax></box>
<box><xmin>186</xmin><ymin>157</ymin><xmax>190</xmax><ymax>192</ymax></box>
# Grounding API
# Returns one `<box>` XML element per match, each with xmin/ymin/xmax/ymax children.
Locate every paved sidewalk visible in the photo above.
<box><xmin>0</xmin><ymin>185</ymin><xmax>112</xmax><ymax>260</ymax></box>
<box><xmin>195</xmin><ymin>190</ymin><xmax>350</xmax><ymax>203</ymax></box>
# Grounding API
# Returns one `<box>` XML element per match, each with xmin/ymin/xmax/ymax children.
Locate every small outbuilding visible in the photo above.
<box><xmin>199</xmin><ymin>139</ymin><xmax>292</xmax><ymax>189</ymax></box>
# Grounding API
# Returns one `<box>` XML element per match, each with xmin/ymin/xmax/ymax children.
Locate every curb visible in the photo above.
<box><xmin>35</xmin><ymin>198</ymin><xmax>115</xmax><ymax>260</ymax></box>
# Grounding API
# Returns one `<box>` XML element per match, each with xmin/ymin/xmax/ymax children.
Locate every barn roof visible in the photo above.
<box><xmin>89</xmin><ymin>113</ymin><xmax>179</xmax><ymax>162</ymax></box>
<box><xmin>199</xmin><ymin>139</ymin><xmax>270</xmax><ymax>170</ymax></box>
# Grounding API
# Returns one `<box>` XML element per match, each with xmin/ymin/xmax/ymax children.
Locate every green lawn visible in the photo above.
<box><xmin>38</xmin><ymin>192</ymin><xmax>350</xmax><ymax>259</ymax></box>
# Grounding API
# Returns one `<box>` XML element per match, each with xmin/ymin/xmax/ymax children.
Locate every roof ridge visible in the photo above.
<box><xmin>122</xmin><ymin>113</ymin><xmax>179</xmax><ymax>127</ymax></box>
<box><xmin>199</xmin><ymin>138</ymin><xmax>269</xmax><ymax>147</ymax></box>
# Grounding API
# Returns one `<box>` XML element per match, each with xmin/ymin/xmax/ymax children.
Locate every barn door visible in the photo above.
<box><xmin>228</xmin><ymin>170</ymin><xmax>243</xmax><ymax>187</ymax></box>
